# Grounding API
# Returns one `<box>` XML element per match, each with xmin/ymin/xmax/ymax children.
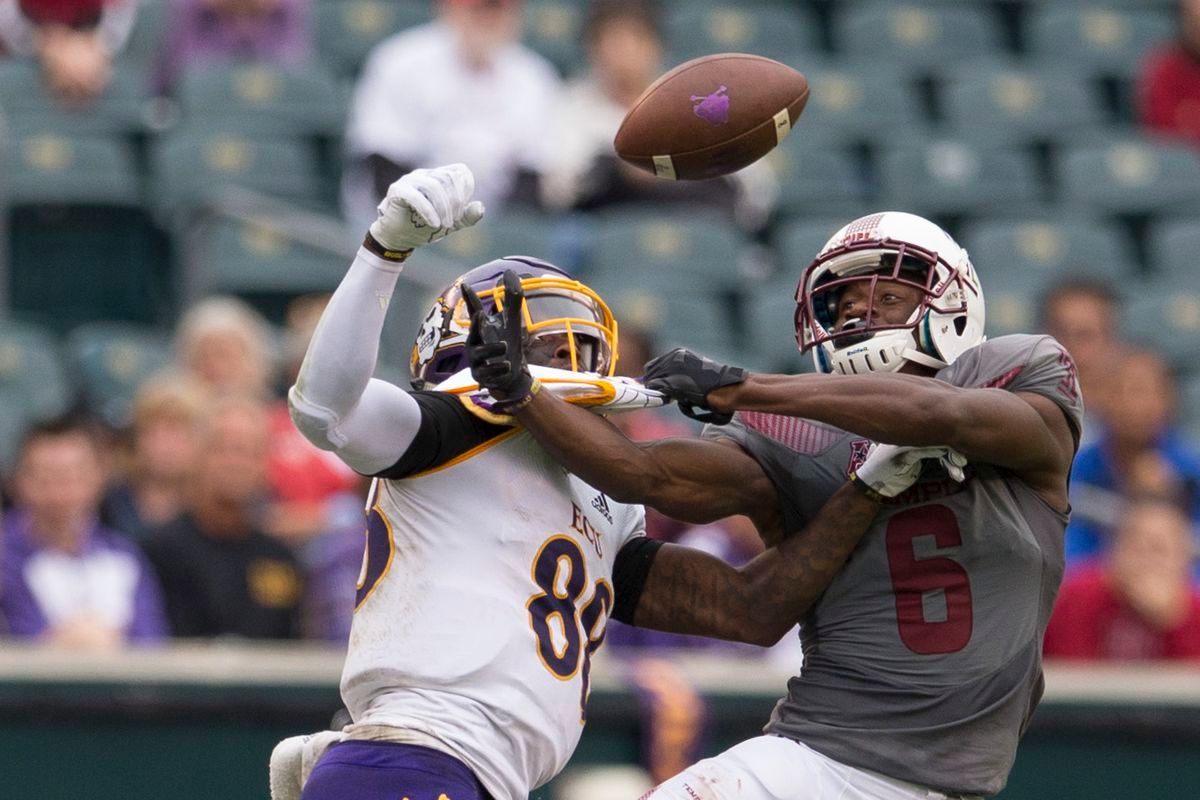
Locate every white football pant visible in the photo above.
<box><xmin>640</xmin><ymin>736</ymin><xmax>982</xmax><ymax>800</ymax></box>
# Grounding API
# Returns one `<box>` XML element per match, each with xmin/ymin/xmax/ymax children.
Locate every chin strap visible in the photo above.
<box><xmin>901</xmin><ymin>347</ymin><xmax>948</xmax><ymax>371</ymax></box>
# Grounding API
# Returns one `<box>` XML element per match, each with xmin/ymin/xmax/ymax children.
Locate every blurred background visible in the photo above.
<box><xmin>0</xmin><ymin>0</ymin><xmax>1198</xmax><ymax>798</ymax></box>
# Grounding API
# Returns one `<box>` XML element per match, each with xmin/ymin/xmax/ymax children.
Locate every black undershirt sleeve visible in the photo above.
<box><xmin>610</xmin><ymin>536</ymin><xmax>664</xmax><ymax>625</ymax></box>
<box><xmin>372</xmin><ymin>391</ymin><xmax>511</xmax><ymax>480</ymax></box>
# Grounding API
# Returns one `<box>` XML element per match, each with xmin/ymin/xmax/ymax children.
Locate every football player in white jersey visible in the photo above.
<box><xmin>276</xmin><ymin>165</ymin><xmax>956</xmax><ymax>800</ymax></box>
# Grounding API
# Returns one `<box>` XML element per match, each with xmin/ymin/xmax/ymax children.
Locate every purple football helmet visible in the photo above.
<box><xmin>410</xmin><ymin>256</ymin><xmax>619</xmax><ymax>389</ymax></box>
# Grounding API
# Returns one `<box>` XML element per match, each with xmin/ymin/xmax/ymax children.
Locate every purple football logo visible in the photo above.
<box><xmin>691</xmin><ymin>85</ymin><xmax>730</xmax><ymax>126</ymax></box>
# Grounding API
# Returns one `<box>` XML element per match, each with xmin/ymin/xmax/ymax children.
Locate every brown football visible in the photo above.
<box><xmin>614</xmin><ymin>53</ymin><xmax>809</xmax><ymax>181</ymax></box>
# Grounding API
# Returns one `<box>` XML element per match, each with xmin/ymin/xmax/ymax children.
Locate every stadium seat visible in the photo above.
<box><xmin>743</xmin><ymin>276</ymin><xmax>811</xmax><ymax>374</ymax></box>
<box><xmin>1026</xmin><ymin>6</ymin><xmax>1173</xmax><ymax>80</ymax></box>
<box><xmin>877</xmin><ymin>139</ymin><xmax>1041</xmax><ymax>217</ymax></box>
<box><xmin>118</xmin><ymin>0</ymin><xmax>166</xmax><ymax>68</ymax></box>
<box><xmin>585</xmin><ymin>272</ymin><xmax>738</xmax><ymax>358</ymax></box>
<box><xmin>150</xmin><ymin>130</ymin><xmax>324</xmax><ymax>215</ymax></box>
<box><xmin>435</xmin><ymin>212</ymin><xmax>583</xmax><ymax>273</ymax></box>
<box><xmin>1148</xmin><ymin>220</ymin><xmax>1200</xmax><ymax>290</ymax></box>
<box><xmin>665</xmin><ymin>4</ymin><xmax>821</xmax><ymax>65</ymax></box>
<box><xmin>767</xmin><ymin>137</ymin><xmax>867</xmax><ymax>220</ymax></box>
<box><xmin>0</xmin><ymin>61</ymin><xmax>148</xmax><ymax>135</ymax></box>
<box><xmin>798</xmin><ymin>64</ymin><xmax>926</xmax><ymax>147</ymax></box>
<box><xmin>1122</xmin><ymin>281</ymin><xmax>1200</xmax><ymax>370</ymax></box>
<box><xmin>585</xmin><ymin>208</ymin><xmax>748</xmax><ymax>291</ymax></box>
<box><xmin>316</xmin><ymin>0</ymin><xmax>430</xmax><ymax>79</ymax></box>
<box><xmin>175</xmin><ymin>64</ymin><xmax>344</xmax><ymax>138</ymax></box>
<box><xmin>1</xmin><ymin>133</ymin><xmax>165</xmax><ymax>329</ymax></box>
<box><xmin>773</xmin><ymin>217</ymin><xmax>850</xmax><ymax>278</ymax></box>
<box><xmin>65</xmin><ymin>322</ymin><xmax>174</xmax><ymax>429</ymax></box>
<box><xmin>1057</xmin><ymin>140</ymin><xmax>1200</xmax><ymax>216</ymax></box>
<box><xmin>940</xmin><ymin>68</ymin><xmax>1105</xmax><ymax>146</ymax></box>
<box><xmin>835</xmin><ymin>3</ymin><xmax>1006</xmax><ymax>70</ymax></box>
<box><xmin>526</xmin><ymin>0</ymin><xmax>587</xmax><ymax>76</ymax></box>
<box><xmin>1178</xmin><ymin>372</ymin><xmax>1200</xmax><ymax>444</ymax></box>
<box><xmin>961</xmin><ymin>217</ymin><xmax>1138</xmax><ymax>287</ymax></box>
<box><xmin>0</xmin><ymin>387</ymin><xmax>31</xmax><ymax>470</ymax></box>
<box><xmin>0</xmin><ymin>319</ymin><xmax>73</xmax><ymax>424</ymax></box>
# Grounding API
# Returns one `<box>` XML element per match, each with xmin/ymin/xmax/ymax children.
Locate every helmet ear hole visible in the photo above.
<box><xmin>954</xmin><ymin>316</ymin><xmax>967</xmax><ymax>336</ymax></box>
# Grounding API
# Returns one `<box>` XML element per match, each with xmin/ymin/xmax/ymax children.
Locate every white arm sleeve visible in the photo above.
<box><xmin>288</xmin><ymin>247</ymin><xmax>423</xmax><ymax>475</ymax></box>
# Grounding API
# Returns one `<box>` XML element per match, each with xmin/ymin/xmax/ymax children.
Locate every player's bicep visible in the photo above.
<box><xmin>950</xmin><ymin>389</ymin><xmax>1074</xmax><ymax>474</ymax></box>
<box><xmin>314</xmin><ymin>379</ymin><xmax>423</xmax><ymax>475</ymax></box>
<box><xmin>639</xmin><ymin>437</ymin><xmax>780</xmax><ymax>531</ymax></box>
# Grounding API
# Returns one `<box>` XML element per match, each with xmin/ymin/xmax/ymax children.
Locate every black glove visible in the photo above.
<box><xmin>463</xmin><ymin>269</ymin><xmax>538</xmax><ymax>408</ymax></box>
<box><xmin>643</xmin><ymin>348</ymin><xmax>747</xmax><ymax>425</ymax></box>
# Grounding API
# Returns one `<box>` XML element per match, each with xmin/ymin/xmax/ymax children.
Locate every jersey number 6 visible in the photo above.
<box><xmin>885</xmin><ymin>504</ymin><xmax>973</xmax><ymax>655</ymax></box>
<box><xmin>527</xmin><ymin>535</ymin><xmax>613</xmax><ymax>722</ymax></box>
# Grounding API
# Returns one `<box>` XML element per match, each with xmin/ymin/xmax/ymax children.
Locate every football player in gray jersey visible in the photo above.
<box><xmin>466</xmin><ymin>211</ymin><xmax>1083</xmax><ymax>799</ymax></box>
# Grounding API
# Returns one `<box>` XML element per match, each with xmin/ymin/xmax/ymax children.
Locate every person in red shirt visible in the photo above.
<box><xmin>0</xmin><ymin>0</ymin><xmax>136</xmax><ymax>104</ymax></box>
<box><xmin>1139</xmin><ymin>0</ymin><xmax>1200</xmax><ymax>146</ymax></box>
<box><xmin>1045</xmin><ymin>494</ymin><xmax>1200</xmax><ymax>661</ymax></box>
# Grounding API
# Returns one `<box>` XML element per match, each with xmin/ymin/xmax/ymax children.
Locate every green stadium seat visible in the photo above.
<box><xmin>1026</xmin><ymin>6</ymin><xmax>1173</xmax><ymax>80</ymax></box>
<box><xmin>176</xmin><ymin>64</ymin><xmax>344</xmax><ymax>138</ymax></box>
<box><xmin>665</xmin><ymin>4</ymin><xmax>821</xmax><ymax>65</ymax></box>
<box><xmin>1057</xmin><ymin>140</ymin><xmax>1200</xmax><ymax>216</ymax></box>
<box><xmin>941</xmin><ymin>68</ymin><xmax>1105</xmax><ymax>146</ymax></box>
<box><xmin>1147</xmin><ymin>220</ymin><xmax>1200</xmax><ymax>289</ymax></box>
<box><xmin>743</xmin><ymin>276</ymin><xmax>811</xmax><ymax>374</ymax></box>
<box><xmin>0</xmin><ymin>319</ymin><xmax>73</xmax><ymax>423</ymax></box>
<box><xmin>65</xmin><ymin>322</ymin><xmax>173</xmax><ymax>429</ymax></box>
<box><xmin>0</xmin><ymin>61</ymin><xmax>149</xmax><ymax>135</ymax></box>
<box><xmin>878</xmin><ymin>140</ymin><xmax>1041</xmax><ymax>217</ymax></box>
<box><xmin>0</xmin><ymin>387</ymin><xmax>32</xmax><ymax>470</ymax></box>
<box><xmin>190</xmin><ymin>216</ymin><xmax>356</xmax><ymax>321</ymax></box>
<box><xmin>766</xmin><ymin>138</ymin><xmax>867</xmax><ymax>219</ymax></box>
<box><xmin>835</xmin><ymin>3</ymin><xmax>1006</xmax><ymax>70</ymax></box>
<box><xmin>961</xmin><ymin>217</ymin><xmax>1137</xmax><ymax>286</ymax></box>
<box><xmin>585</xmin><ymin>208</ymin><xmax>748</xmax><ymax>291</ymax></box>
<box><xmin>526</xmin><ymin>0</ymin><xmax>587</xmax><ymax>76</ymax></box>
<box><xmin>798</xmin><ymin>64</ymin><xmax>926</xmax><ymax>146</ymax></box>
<box><xmin>316</xmin><ymin>0</ymin><xmax>430</xmax><ymax>79</ymax></box>
<box><xmin>1122</xmin><ymin>282</ymin><xmax>1200</xmax><ymax>370</ymax></box>
<box><xmin>435</xmin><ymin>212</ymin><xmax>581</xmax><ymax>272</ymax></box>
<box><xmin>1</xmin><ymin>133</ymin><xmax>165</xmax><ymax>329</ymax></box>
<box><xmin>119</xmin><ymin>0</ymin><xmax>166</xmax><ymax>67</ymax></box>
<box><xmin>586</xmin><ymin>273</ymin><xmax>737</xmax><ymax>357</ymax></box>
<box><xmin>1179</xmin><ymin>373</ymin><xmax>1200</xmax><ymax>444</ymax></box>
<box><xmin>150</xmin><ymin>130</ymin><xmax>324</xmax><ymax>214</ymax></box>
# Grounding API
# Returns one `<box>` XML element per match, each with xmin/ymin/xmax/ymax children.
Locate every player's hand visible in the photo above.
<box><xmin>851</xmin><ymin>443</ymin><xmax>968</xmax><ymax>500</ymax></box>
<box><xmin>367</xmin><ymin>164</ymin><xmax>485</xmax><ymax>261</ymax></box>
<box><xmin>642</xmin><ymin>347</ymin><xmax>747</xmax><ymax>425</ymax></box>
<box><xmin>464</xmin><ymin>269</ymin><xmax>539</xmax><ymax>408</ymax></box>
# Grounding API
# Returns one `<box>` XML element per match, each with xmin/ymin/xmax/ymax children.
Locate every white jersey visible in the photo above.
<box><xmin>341</xmin><ymin>427</ymin><xmax>646</xmax><ymax>800</ymax></box>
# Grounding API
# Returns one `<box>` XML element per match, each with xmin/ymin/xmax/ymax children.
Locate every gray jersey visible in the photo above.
<box><xmin>707</xmin><ymin>335</ymin><xmax>1084</xmax><ymax>797</ymax></box>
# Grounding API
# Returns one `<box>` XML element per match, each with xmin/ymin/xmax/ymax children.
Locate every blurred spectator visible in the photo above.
<box><xmin>1066</xmin><ymin>346</ymin><xmax>1200</xmax><ymax>571</ymax></box>
<box><xmin>141</xmin><ymin>395</ymin><xmax>304</xmax><ymax>639</ymax></box>
<box><xmin>1139</xmin><ymin>0</ymin><xmax>1200</xmax><ymax>146</ymax></box>
<box><xmin>0</xmin><ymin>0</ymin><xmax>136</xmax><ymax>105</ymax></box>
<box><xmin>269</xmin><ymin>294</ymin><xmax>364</xmax><ymax>642</ymax></box>
<box><xmin>265</xmin><ymin>293</ymin><xmax>360</xmax><ymax>547</ymax></box>
<box><xmin>101</xmin><ymin>377</ymin><xmax>204</xmax><ymax>541</ymax></box>
<box><xmin>540</xmin><ymin>0</ymin><xmax>777</xmax><ymax>231</ymax></box>
<box><xmin>0</xmin><ymin>416</ymin><xmax>167</xmax><ymax>647</ymax></box>
<box><xmin>342</xmin><ymin>0</ymin><xmax>561</xmax><ymax>225</ymax></box>
<box><xmin>174</xmin><ymin>295</ymin><xmax>276</xmax><ymax>401</ymax></box>
<box><xmin>1038</xmin><ymin>278</ymin><xmax>1121</xmax><ymax>447</ymax></box>
<box><xmin>1045</xmin><ymin>495</ymin><xmax>1200</xmax><ymax>661</ymax></box>
<box><xmin>156</xmin><ymin>0</ymin><xmax>312</xmax><ymax>94</ymax></box>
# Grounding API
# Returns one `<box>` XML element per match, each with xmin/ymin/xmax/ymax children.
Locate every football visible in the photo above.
<box><xmin>614</xmin><ymin>53</ymin><xmax>809</xmax><ymax>181</ymax></box>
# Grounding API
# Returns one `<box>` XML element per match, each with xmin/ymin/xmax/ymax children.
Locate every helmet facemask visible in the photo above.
<box><xmin>410</xmin><ymin>259</ymin><xmax>619</xmax><ymax>389</ymax></box>
<box><xmin>797</xmin><ymin>234</ymin><xmax>983</xmax><ymax>375</ymax></box>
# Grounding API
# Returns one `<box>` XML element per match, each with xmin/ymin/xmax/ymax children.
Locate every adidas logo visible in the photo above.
<box><xmin>591</xmin><ymin>493</ymin><xmax>613</xmax><ymax>525</ymax></box>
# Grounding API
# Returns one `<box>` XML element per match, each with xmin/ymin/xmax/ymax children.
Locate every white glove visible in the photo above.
<box><xmin>852</xmin><ymin>443</ymin><xmax>968</xmax><ymax>499</ymax></box>
<box><xmin>268</xmin><ymin>729</ymin><xmax>345</xmax><ymax>800</ymax></box>
<box><xmin>367</xmin><ymin>163</ymin><xmax>486</xmax><ymax>258</ymax></box>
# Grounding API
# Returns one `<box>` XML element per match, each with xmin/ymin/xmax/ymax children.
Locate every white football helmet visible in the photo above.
<box><xmin>795</xmin><ymin>211</ymin><xmax>985</xmax><ymax>375</ymax></box>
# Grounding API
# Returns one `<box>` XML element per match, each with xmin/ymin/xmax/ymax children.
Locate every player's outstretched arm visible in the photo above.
<box><xmin>645</xmin><ymin>348</ymin><xmax>1077</xmax><ymax>508</ymax></box>
<box><xmin>625</xmin><ymin>443</ymin><xmax>950</xmax><ymax>645</ymax></box>
<box><xmin>289</xmin><ymin>165</ymin><xmax>484</xmax><ymax>474</ymax></box>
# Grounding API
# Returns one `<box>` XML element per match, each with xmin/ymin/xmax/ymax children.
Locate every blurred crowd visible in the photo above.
<box><xmin>0</xmin><ymin>0</ymin><xmax>1196</xmax><ymax>770</ymax></box>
